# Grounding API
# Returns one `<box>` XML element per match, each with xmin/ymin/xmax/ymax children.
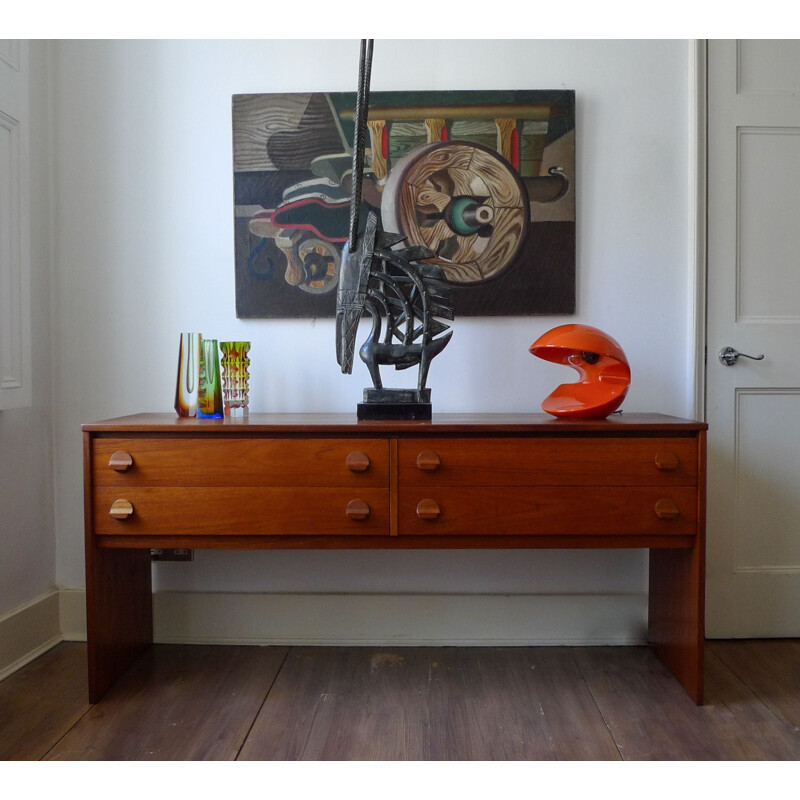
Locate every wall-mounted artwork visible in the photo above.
<box><xmin>232</xmin><ymin>90</ymin><xmax>575</xmax><ymax>318</ymax></box>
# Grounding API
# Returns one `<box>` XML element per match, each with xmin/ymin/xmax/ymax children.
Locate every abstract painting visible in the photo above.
<box><xmin>232</xmin><ymin>90</ymin><xmax>575</xmax><ymax>318</ymax></box>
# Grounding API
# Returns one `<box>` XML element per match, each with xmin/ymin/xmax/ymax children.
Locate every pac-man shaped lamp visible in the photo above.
<box><xmin>529</xmin><ymin>324</ymin><xmax>631</xmax><ymax>419</ymax></box>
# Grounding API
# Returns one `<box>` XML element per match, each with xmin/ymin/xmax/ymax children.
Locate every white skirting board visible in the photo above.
<box><xmin>0</xmin><ymin>591</ymin><xmax>62</xmax><ymax>681</ymax></box>
<box><xmin>58</xmin><ymin>589</ymin><xmax>649</xmax><ymax>647</ymax></box>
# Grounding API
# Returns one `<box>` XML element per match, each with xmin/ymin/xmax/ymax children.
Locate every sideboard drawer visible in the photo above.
<box><xmin>92</xmin><ymin>437</ymin><xmax>390</xmax><ymax>487</ymax></box>
<box><xmin>93</xmin><ymin>487</ymin><xmax>390</xmax><ymax>536</ymax></box>
<box><xmin>398</xmin><ymin>486</ymin><xmax>699</xmax><ymax>536</ymax></box>
<box><xmin>398</xmin><ymin>437</ymin><xmax>698</xmax><ymax>487</ymax></box>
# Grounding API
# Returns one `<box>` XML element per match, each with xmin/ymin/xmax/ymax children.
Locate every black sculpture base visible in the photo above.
<box><xmin>357</xmin><ymin>388</ymin><xmax>432</xmax><ymax>420</ymax></box>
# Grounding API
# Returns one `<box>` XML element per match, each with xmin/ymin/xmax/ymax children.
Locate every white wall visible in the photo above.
<box><xmin>50</xmin><ymin>40</ymin><xmax>694</xmax><ymax>633</ymax></box>
<box><xmin>0</xmin><ymin>40</ymin><xmax>55</xmax><ymax>615</ymax></box>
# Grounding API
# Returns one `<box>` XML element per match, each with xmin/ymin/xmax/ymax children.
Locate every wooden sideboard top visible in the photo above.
<box><xmin>83</xmin><ymin>412</ymin><xmax>707</xmax><ymax>434</ymax></box>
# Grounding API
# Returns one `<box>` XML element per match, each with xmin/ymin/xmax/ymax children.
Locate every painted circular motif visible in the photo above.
<box><xmin>294</xmin><ymin>236</ymin><xmax>340</xmax><ymax>294</ymax></box>
<box><xmin>381</xmin><ymin>141</ymin><xmax>529</xmax><ymax>284</ymax></box>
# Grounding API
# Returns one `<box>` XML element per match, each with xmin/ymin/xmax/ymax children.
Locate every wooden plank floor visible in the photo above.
<box><xmin>2</xmin><ymin>640</ymin><xmax>800</xmax><ymax>760</ymax></box>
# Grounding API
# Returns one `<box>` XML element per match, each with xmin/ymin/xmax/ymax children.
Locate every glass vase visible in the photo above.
<box><xmin>174</xmin><ymin>333</ymin><xmax>201</xmax><ymax>417</ymax></box>
<box><xmin>197</xmin><ymin>338</ymin><xmax>224</xmax><ymax>419</ymax></box>
<box><xmin>220</xmin><ymin>341</ymin><xmax>251</xmax><ymax>416</ymax></box>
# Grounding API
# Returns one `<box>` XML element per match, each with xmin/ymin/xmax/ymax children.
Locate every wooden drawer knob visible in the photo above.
<box><xmin>346</xmin><ymin>499</ymin><xmax>370</xmax><ymax>521</ymax></box>
<box><xmin>654</xmin><ymin>451</ymin><xmax>680</xmax><ymax>471</ymax></box>
<box><xmin>416</xmin><ymin>498</ymin><xmax>441</xmax><ymax>520</ymax></box>
<box><xmin>109</xmin><ymin>499</ymin><xmax>134</xmax><ymax>519</ymax></box>
<box><xmin>416</xmin><ymin>451</ymin><xmax>441</xmax><ymax>471</ymax></box>
<box><xmin>346</xmin><ymin>451</ymin><xmax>371</xmax><ymax>473</ymax></box>
<box><xmin>654</xmin><ymin>499</ymin><xmax>680</xmax><ymax>520</ymax></box>
<box><xmin>108</xmin><ymin>451</ymin><xmax>134</xmax><ymax>472</ymax></box>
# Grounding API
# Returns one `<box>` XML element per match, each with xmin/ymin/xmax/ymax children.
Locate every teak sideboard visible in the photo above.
<box><xmin>82</xmin><ymin>412</ymin><xmax>707</xmax><ymax>704</ymax></box>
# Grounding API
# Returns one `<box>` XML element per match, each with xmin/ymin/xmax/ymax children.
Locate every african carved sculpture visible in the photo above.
<box><xmin>335</xmin><ymin>40</ymin><xmax>453</xmax><ymax>419</ymax></box>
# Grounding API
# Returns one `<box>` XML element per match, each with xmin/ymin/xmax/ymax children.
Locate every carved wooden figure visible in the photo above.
<box><xmin>335</xmin><ymin>40</ymin><xmax>454</xmax><ymax>419</ymax></box>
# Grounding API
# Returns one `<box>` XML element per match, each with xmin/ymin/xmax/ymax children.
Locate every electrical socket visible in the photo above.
<box><xmin>151</xmin><ymin>548</ymin><xmax>193</xmax><ymax>562</ymax></box>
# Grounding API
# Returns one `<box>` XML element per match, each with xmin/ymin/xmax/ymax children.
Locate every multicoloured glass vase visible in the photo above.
<box><xmin>175</xmin><ymin>333</ymin><xmax>201</xmax><ymax>417</ymax></box>
<box><xmin>197</xmin><ymin>338</ymin><xmax>224</xmax><ymax>419</ymax></box>
<box><xmin>220</xmin><ymin>341</ymin><xmax>251</xmax><ymax>416</ymax></box>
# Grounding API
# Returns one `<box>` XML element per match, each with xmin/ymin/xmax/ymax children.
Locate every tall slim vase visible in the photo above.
<box><xmin>198</xmin><ymin>338</ymin><xmax>224</xmax><ymax>419</ymax></box>
<box><xmin>174</xmin><ymin>333</ymin><xmax>201</xmax><ymax>417</ymax></box>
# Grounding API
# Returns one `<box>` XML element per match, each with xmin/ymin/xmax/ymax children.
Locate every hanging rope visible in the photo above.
<box><xmin>348</xmin><ymin>38</ymin><xmax>374</xmax><ymax>253</ymax></box>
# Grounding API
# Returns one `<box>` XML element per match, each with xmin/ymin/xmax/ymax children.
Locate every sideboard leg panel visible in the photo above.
<box><xmin>649</xmin><ymin>546</ymin><xmax>705</xmax><ymax>704</ymax></box>
<box><xmin>85</xmin><ymin>547</ymin><xmax>153</xmax><ymax>703</ymax></box>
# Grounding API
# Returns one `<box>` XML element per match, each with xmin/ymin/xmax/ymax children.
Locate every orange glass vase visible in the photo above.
<box><xmin>529</xmin><ymin>324</ymin><xmax>631</xmax><ymax>419</ymax></box>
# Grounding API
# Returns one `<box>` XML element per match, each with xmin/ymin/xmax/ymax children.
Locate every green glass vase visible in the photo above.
<box><xmin>197</xmin><ymin>338</ymin><xmax>223</xmax><ymax>419</ymax></box>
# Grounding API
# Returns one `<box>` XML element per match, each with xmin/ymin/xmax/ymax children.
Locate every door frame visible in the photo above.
<box><xmin>692</xmin><ymin>38</ymin><xmax>708</xmax><ymax>422</ymax></box>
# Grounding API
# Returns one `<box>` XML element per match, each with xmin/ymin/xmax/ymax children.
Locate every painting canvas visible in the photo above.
<box><xmin>232</xmin><ymin>90</ymin><xmax>575</xmax><ymax>318</ymax></box>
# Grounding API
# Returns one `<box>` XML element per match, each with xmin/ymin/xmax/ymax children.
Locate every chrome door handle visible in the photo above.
<box><xmin>718</xmin><ymin>346</ymin><xmax>765</xmax><ymax>366</ymax></box>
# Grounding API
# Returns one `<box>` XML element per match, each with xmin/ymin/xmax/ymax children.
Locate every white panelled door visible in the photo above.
<box><xmin>0</xmin><ymin>39</ymin><xmax>31</xmax><ymax>410</ymax></box>
<box><xmin>706</xmin><ymin>40</ymin><xmax>800</xmax><ymax>637</ymax></box>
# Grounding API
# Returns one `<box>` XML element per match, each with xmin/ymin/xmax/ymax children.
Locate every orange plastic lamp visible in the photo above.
<box><xmin>529</xmin><ymin>324</ymin><xmax>631</xmax><ymax>419</ymax></box>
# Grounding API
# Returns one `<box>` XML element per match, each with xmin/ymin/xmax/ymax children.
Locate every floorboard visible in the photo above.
<box><xmin>0</xmin><ymin>643</ymin><xmax>90</xmax><ymax>760</ymax></box>
<box><xmin>240</xmin><ymin>647</ymin><xmax>436</xmax><ymax>760</ymax></box>
<box><xmin>710</xmin><ymin>639</ymin><xmax>800</xmax><ymax>731</ymax></box>
<box><xmin>423</xmin><ymin>647</ymin><xmax>619</xmax><ymax>760</ymax></box>
<box><xmin>239</xmin><ymin>646</ymin><xmax>620</xmax><ymax>760</ymax></box>
<box><xmin>43</xmin><ymin>644</ymin><xmax>288</xmax><ymax>761</ymax></box>
<box><xmin>574</xmin><ymin>645</ymin><xmax>800</xmax><ymax>760</ymax></box>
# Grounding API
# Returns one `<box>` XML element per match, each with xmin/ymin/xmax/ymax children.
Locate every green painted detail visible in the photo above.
<box><xmin>448</xmin><ymin>197</ymin><xmax>482</xmax><ymax>235</ymax></box>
